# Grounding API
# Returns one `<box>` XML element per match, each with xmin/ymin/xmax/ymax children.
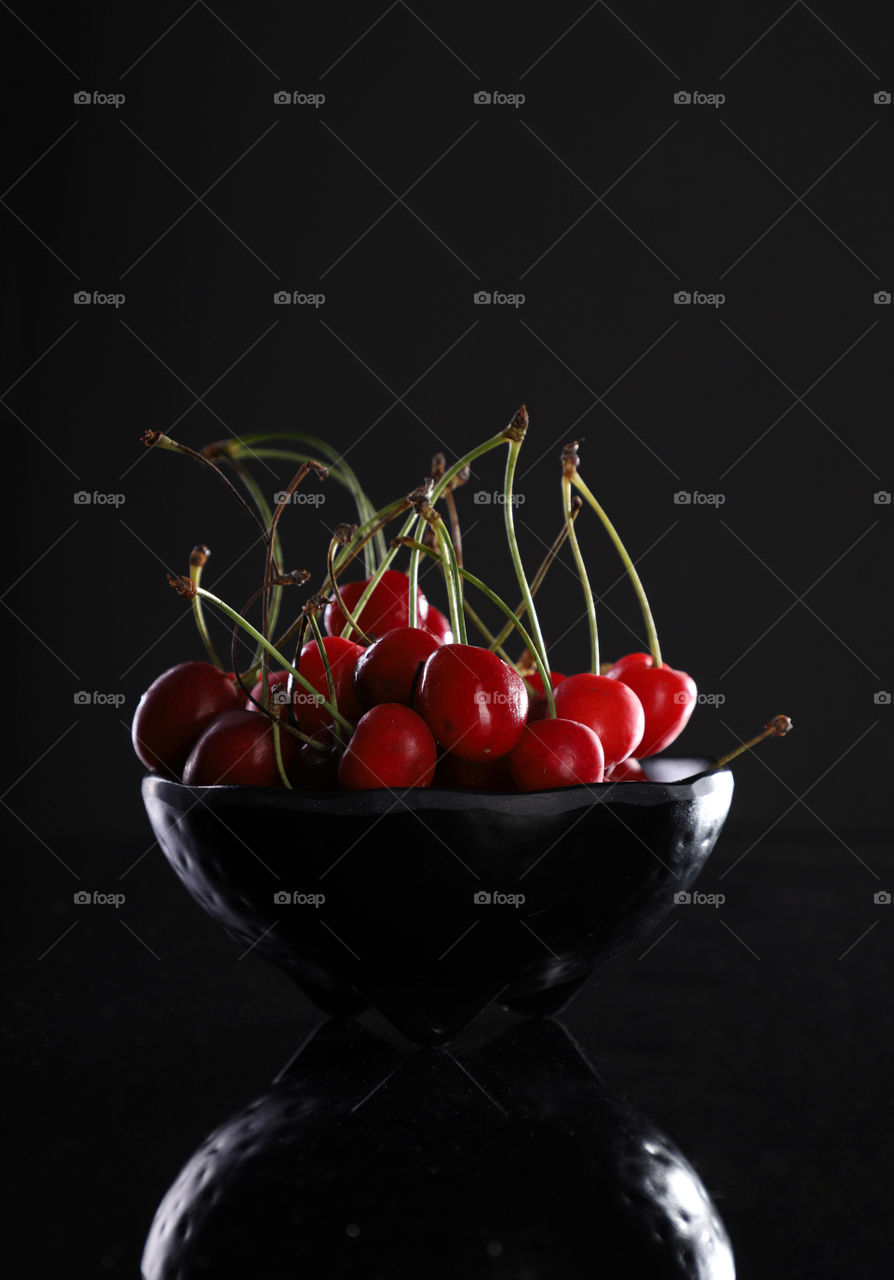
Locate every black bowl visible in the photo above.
<box><xmin>142</xmin><ymin>759</ymin><xmax>732</xmax><ymax>1044</ymax></box>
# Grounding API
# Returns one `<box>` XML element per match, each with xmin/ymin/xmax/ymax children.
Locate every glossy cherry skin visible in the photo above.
<box><xmin>416</xmin><ymin>644</ymin><xmax>527</xmax><ymax>763</ymax></box>
<box><xmin>182</xmin><ymin>710</ymin><xmax>298</xmax><ymax>787</ymax></box>
<box><xmin>605</xmin><ymin>757</ymin><xmax>647</xmax><ymax>782</ymax></box>
<box><xmin>132</xmin><ymin>661</ymin><xmax>242</xmax><ymax>779</ymax></box>
<box><xmin>353</xmin><ymin>628</ymin><xmax>441</xmax><ymax>711</ymax></box>
<box><xmin>525</xmin><ymin>670</ymin><xmax>566</xmax><ymax>723</ymax></box>
<box><xmin>609</xmin><ymin>655</ymin><xmax>697</xmax><ymax>757</ymax></box>
<box><xmin>553</xmin><ymin>672</ymin><xmax>645</xmax><ymax>768</ymax></box>
<box><xmin>294</xmin><ymin>636</ymin><xmax>365</xmax><ymax>734</ymax></box>
<box><xmin>337</xmin><ymin>704</ymin><xmax>437</xmax><ymax>791</ymax></box>
<box><xmin>606</xmin><ymin>651</ymin><xmax>653</xmax><ymax>681</ymax></box>
<box><xmin>324</xmin><ymin>570</ymin><xmax>429</xmax><ymax>641</ymax></box>
<box><xmin>433</xmin><ymin>751</ymin><xmax>515</xmax><ymax>792</ymax></box>
<box><xmin>422</xmin><ymin>605</ymin><xmax>453</xmax><ymax>645</ymax></box>
<box><xmin>509</xmin><ymin>718</ymin><xmax>605</xmax><ymax>791</ymax></box>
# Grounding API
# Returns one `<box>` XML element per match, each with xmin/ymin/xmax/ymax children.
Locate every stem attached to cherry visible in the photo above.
<box><xmin>188</xmin><ymin>546</ymin><xmax>224</xmax><ymax>669</ymax></box>
<box><xmin>413</xmin><ymin>497</ymin><xmax>468</xmax><ymax>645</ymax></box>
<box><xmin>502</xmin><ymin>409</ymin><xmax>551</xmax><ymax>679</ymax></box>
<box><xmin>710</xmin><ymin>715</ymin><xmax>792</xmax><ymax>771</ymax></box>
<box><xmin>561</xmin><ymin>458</ymin><xmax>599</xmax><ymax>674</ymax></box>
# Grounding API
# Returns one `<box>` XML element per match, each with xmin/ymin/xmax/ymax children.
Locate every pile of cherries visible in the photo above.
<box><xmin>132</xmin><ymin>419</ymin><xmax>699</xmax><ymax>793</ymax></box>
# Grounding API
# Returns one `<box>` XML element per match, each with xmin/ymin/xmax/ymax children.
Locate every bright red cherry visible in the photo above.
<box><xmin>132</xmin><ymin>661</ymin><xmax>242</xmax><ymax>779</ymax></box>
<box><xmin>294</xmin><ymin>636</ymin><xmax>365</xmax><ymax>733</ymax></box>
<box><xmin>353</xmin><ymin>627</ymin><xmax>441</xmax><ymax>710</ymax></box>
<box><xmin>182</xmin><ymin>709</ymin><xmax>297</xmax><ymax>787</ymax></box>
<box><xmin>609</xmin><ymin>655</ymin><xmax>697</xmax><ymax>757</ymax></box>
<box><xmin>553</xmin><ymin>672</ymin><xmax>645</xmax><ymax>767</ymax></box>
<box><xmin>337</xmin><ymin>704</ymin><xmax>437</xmax><ymax>791</ymax></box>
<box><xmin>422</xmin><ymin>605</ymin><xmax>453</xmax><ymax>645</ymax></box>
<box><xmin>416</xmin><ymin>644</ymin><xmax>527</xmax><ymax>762</ymax></box>
<box><xmin>509</xmin><ymin>718</ymin><xmax>605</xmax><ymax>791</ymax></box>
<box><xmin>605</xmin><ymin>757</ymin><xmax>647</xmax><ymax>782</ymax></box>
<box><xmin>525</xmin><ymin>670</ymin><xmax>566</xmax><ymax>723</ymax></box>
<box><xmin>324</xmin><ymin>570</ymin><xmax>429</xmax><ymax>640</ymax></box>
<box><xmin>606</xmin><ymin>651</ymin><xmax>653</xmax><ymax>681</ymax></box>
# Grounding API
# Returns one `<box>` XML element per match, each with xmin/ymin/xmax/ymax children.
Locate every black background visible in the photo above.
<box><xmin>3</xmin><ymin>2</ymin><xmax>893</xmax><ymax>1277</ymax></box>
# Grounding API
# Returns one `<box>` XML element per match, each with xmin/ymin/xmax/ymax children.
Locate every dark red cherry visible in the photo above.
<box><xmin>553</xmin><ymin>672</ymin><xmax>645</xmax><ymax>767</ymax></box>
<box><xmin>422</xmin><ymin>605</ymin><xmax>453</xmax><ymax>645</ymax></box>
<box><xmin>337</xmin><ymin>704</ymin><xmax>437</xmax><ymax>791</ymax></box>
<box><xmin>290</xmin><ymin>726</ymin><xmax>341</xmax><ymax>791</ymax></box>
<box><xmin>182</xmin><ymin>709</ymin><xmax>297</xmax><ymax>787</ymax></box>
<box><xmin>132</xmin><ymin>661</ymin><xmax>242</xmax><ymax>779</ymax></box>
<box><xmin>508</xmin><ymin>718</ymin><xmax>605</xmax><ymax>791</ymax></box>
<box><xmin>324</xmin><ymin>569</ymin><xmax>429</xmax><ymax>640</ymax></box>
<box><xmin>416</xmin><ymin>644</ymin><xmax>527</xmax><ymax>762</ymax></box>
<box><xmin>609</xmin><ymin>655</ymin><xmax>697</xmax><ymax>757</ymax></box>
<box><xmin>353</xmin><ymin>627</ymin><xmax>441</xmax><ymax>710</ymax></box>
<box><xmin>294</xmin><ymin>636</ymin><xmax>365</xmax><ymax>734</ymax></box>
<box><xmin>525</xmin><ymin>670</ymin><xmax>566</xmax><ymax>723</ymax></box>
<box><xmin>605</xmin><ymin>757</ymin><xmax>647</xmax><ymax>782</ymax></box>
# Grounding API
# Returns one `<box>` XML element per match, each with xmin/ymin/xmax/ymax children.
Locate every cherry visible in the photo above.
<box><xmin>324</xmin><ymin>569</ymin><xmax>428</xmax><ymax>640</ymax></box>
<box><xmin>182</xmin><ymin>709</ymin><xmax>297</xmax><ymax>787</ymax></box>
<box><xmin>422</xmin><ymin>605</ymin><xmax>453</xmax><ymax>645</ymax></box>
<box><xmin>433</xmin><ymin>751</ymin><xmax>515</xmax><ymax>791</ymax></box>
<box><xmin>525</xmin><ymin>670</ymin><xmax>566</xmax><ymax>723</ymax></box>
<box><xmin>607</xmin><ymin>655</ymin><xmax>696</xmax><ymax>757</ymax></box>
<box><xmin>605</xmin><ymin>757</ymin><xmax>647</xmax><ymax>782</ymax></box>
<box><xmin>337</xmin><ymin>704</ymin><xmax>437</xmax><ymax>790</ymax></box>
<box><xmin>291</xmin><ymin>726</ymin><xmax>341</xmax><ymax>790</ymax></box>
<box><xmin>132</xmin><ymin>660</ymin><xmax>242</xmax><ymax>779</ymax></box>
<box><xmin>553</xmin><ymin>672</ymin><xmax>645</xmax><ymax>767</ymax></box>
<box><xmin>353</xmin><ymin>627</ymin><xmax>441</xmax><ymax>710</ymax></box>
<box><xmin>509</xmin><ymin>718</ymin><xmax>605</xmax><ymax>791</ymax></box>
<box><xmin>294</xmin><ymin>636</ymin><xmax>365</xmax><ymax>734</ymax></box>
<box><xmin>417</xmin><ymin>644</ymin><xmax>527</xmax><ymax>762</ymax></box>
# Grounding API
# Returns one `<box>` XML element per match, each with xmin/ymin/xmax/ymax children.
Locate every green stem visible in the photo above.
<box><xmin>570</xmin><ymin>473</ymin><xmax>662</xmax><ymax>668</ymax></box>
<box><xmin>272</xmin><ymin>721</ymin><xmax>293</xmax><ymax>789</ymax></box>
<box><xmin>423</xmin><ymin>511</ymin><xmax>467</xmax><ymax>644</ymax></box>
<box><xmin>306</xmin><ymin>610</ymin><xmax>347</xmax><ymax>746</ymax></box>
<box><xmin>503</xmin><ymin>439</ymin><xmax>550</xmax><ymax>677</ymax></box>
<box><xmin>562</xmin><ymin>477</ymin><xmax>599</xmax><ymax>672</ymax></box>
<box><xmin>222</xmin><ymin>457</ymin><xmax>285</xmax><ymax>660</ymax></box>
<box><xmin>188</xmin><ymin>547</ymin><xmax>224</xmax><ymax>669</ymax></box>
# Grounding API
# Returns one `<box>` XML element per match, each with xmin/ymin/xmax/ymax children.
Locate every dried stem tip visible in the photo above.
<box><xmin>561</xmin><ymin>440</ymin><xmax>580</xmax><ymax>479</ymax></box>
<box><xmin>189</xmin><ymin>545</ymin><xmax>211</xmax><ymax>569</ymax></box>
<box><xmin>767</xmin><ymin>714</ymin><xmax>793</xmax><ymax>737</ymax></box>
<box><xmin>141</xmin><ymin>429</ymin><xmax>162</xmax><ymax>448</ymax></box>
<box><xmin>167</xmin><ymin>572</ymin><xmax>196</xmax><ymax>600</ymax></box>
<box><xmin>408</xmin><ymin>477</ymin><xmax>435</xmax><ymax>508</ymax></box>
<box><xmin>503</xmin><ymin>404</ymin><xmax>529</xmax><ymax>443</ymax></box>
<box><xmin>332</xmin><ymin>523</ymin><xmax>357</xmax><ymax>547</ymax></box>
<box><xmin>271</xmin><ymin>569</ymin><xmax>311</xmax><ymax>587</ymax></box>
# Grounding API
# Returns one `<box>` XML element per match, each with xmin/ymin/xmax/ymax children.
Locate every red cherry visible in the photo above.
<box><xmin>609</xmin><ymin>656</ymin><xmax>697</xmax><ymax>757</ymax></box>
<box><xmin>433</xmin><ymin>751</ymin><xmax>515</xmax><ymax>791</ymax></box>
<box><xmin>553</xmin><ymin>672</ymin><xmax>645</xmax><ymax>767</ymax></box>
<box><xmin>294</xmin><ymin>636</ymin><xmax>365</xmax><ymax>733</ymax></box>
<box><xmin>132</xmin><ymin>661</ymin><xmax>242</xmax><ymax>779</ymax></box>
<box><xmin>337</xmin><ymin>704</ymin><xmax>437</xmax><ymax>791</ymax></box>
<box><xmin>324</xmin><ymin>570</ymin><xmax>429</xmax><ymax>640</ymax></box>
<box><xmin>182</xmin><ymin>709</ymin><xmax>297</xmax><ymax>787</ymax></box>
<box><xmin>417</xmin><ymin>644</ymin><xmax>527</xmax><ymax>762</ymax></box>
<box><xmin>525</xmin><ymin>670</ymin><xmax>566</xmax><ymax>723</ymax></box>
<box><xmin>353</xmin><ymin>627</ymin><xmax>441</xmax><ymax>710</ymax></box>
<box><xmin>606</xmin><ymin>651</ymin><xmax>653</xmax><ymax>681</ymax></box>
<box><xmin>245</xmin><ymin>670</ymin><xmax>291</xmax><ymax>718</ymax></box>
<box><xmin>605</xmin><ymin>757</ymin><xmax>647</xmax><ymax>782</ymax></box>
<box><xmin>509</xmin><ymin>718</ymin><xmax>605</xmax><ymax>791</ymax></box>
<box><xmin>422</xmin><ymin>605</ymin><xmax>453</xmax><ymax>645</ymax></box>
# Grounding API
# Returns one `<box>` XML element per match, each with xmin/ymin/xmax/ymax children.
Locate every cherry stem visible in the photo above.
<box><xmin>173</xmin><ymin>578</ymin><xmax>355</xmax><ymax>735</ymax></box>
<box><xmin>395</xmin><ymin>536</ymin><xmax>556</xmax><ymax>718</ymax></box>
<box><xmin>503</xmin><ymin>420</ymin><xmax>551</xmax><ymax>680</ymax></box>
<box><xmin>306</xmin><ymin>607</ymin><xmax>348</xmax><ymax>747</ymax></box>
<box><xmin>142</xmin><ymin>431</ymin><xmax>269</xmax><ymax>546</ymax></box>
<box><xmin>187</xmin><ymin>546</ymin><xmax>224</xmax><ymax>669</ymax></box>
<box><xmin>567</xmin><ymin>445</ymin><xmax>662</xmax><ymax>668</ymax></box>
<box><xmin>463</xmin><ymin>601</ymin><xmax>517</xmax><ymax>665</ymax></box>
<box><xmin>327</xmin><ymin>531</ymin><xmax>373</xmax><ymax>645</ymax></box>
<box><xmin>710</xmin><ymin>715</ymin><xmax>793</xmax><ymax>771</ymax></box>
<box><xmin>561</xmin><ymin>477</ymin><xmax>599</xmax><ymax>672</ymax></box>
<box><xmin>413</xmin><ymin>502</ymin><xmax>467</xmax><ymax>644</ymax></box>
<box><xmin>488</xmin><ymin>500</ymin><xmax>580</xmax><ymax>654</ymax></box>
<box><xmin>218</xmin><ymin>457</ymin><xmax>285</xmax><ymax>661</ymax></box>
<box><xmin>272</xmin><ymin>720</ymin><xmax>293</xmax><ymax>789</ymax></box>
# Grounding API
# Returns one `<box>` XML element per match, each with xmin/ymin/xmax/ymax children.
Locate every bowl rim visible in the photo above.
<box><xmin>142</xmin><ymin>759</ymin><xmax>733</xmax><ymax>818</ymax></box>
